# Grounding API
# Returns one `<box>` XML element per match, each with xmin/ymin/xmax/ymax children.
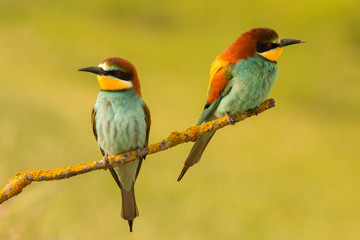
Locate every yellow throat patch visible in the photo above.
<box><xmin>97</xmin><ymin>75</ymin><xmax>133</xmax><ymax>91</ymax></box>
<box><xmin>259</xmin><ymin>47</ymin><xmax>283</xmax><ymax>62</ymax></box>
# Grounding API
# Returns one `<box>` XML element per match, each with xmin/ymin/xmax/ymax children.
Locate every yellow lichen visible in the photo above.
<box><xmin>148</xmin><ymin>143</ymin><xmax>161</xmax><ymax>154</ymax></box>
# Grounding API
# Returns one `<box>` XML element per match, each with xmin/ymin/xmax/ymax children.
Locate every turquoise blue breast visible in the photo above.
<box><xmin>216</xmin><ymin>55</ymin><xmax>278</xmax><ymax>116</ymax></box>
<box><xmin>94</xmin><ymin>90</ymin><xmax>147</xmax><ymax>155</ymax></box>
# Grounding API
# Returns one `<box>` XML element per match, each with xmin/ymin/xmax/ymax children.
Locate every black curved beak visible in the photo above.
<box><xmin>279</xmin><ymin>39</ymin><xmax>306</xmax><ymax>47</ymax></box>
<box><xmin>78</xmin><ymin>66</ymin><xmax>106</xmax><ymax>75</ymax></box>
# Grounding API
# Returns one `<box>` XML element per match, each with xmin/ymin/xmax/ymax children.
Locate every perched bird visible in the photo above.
<box><xmin>178</xmin><ymin>28</ymin><xmax>305</xmax><ymax>181</ymax></box>
<box><xmin>79</xmin><ymin>57</ymin><xmax>151</xmax><ymax>232</ymax></box>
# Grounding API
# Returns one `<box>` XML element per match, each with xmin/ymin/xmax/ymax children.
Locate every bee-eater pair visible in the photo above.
<box><xmin>79</xmin><ymin>28</ymin><xmax>304</xmax><ymax>232</ymax></box>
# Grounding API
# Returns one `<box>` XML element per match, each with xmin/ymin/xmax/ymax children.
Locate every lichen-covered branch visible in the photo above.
<box><xmin>0</xmin><ymin>98</ymin><xmax>275</xmax><ymax>204</ymax></box>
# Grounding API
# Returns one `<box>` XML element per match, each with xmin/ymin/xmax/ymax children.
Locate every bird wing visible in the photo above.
<box><xmin>134</xmin><ymin>103</ymin><xmax>151</xmax><ymax>180</ymax></box>
<box><xmin>206</xmin><ymin>59</ymin><xmax>233</xmax><ymax>105</ymax></box>
<box><xmin>91</xmin><ymin>107</ymin><xmax>106</xmax><ymax>155</ymax></box>
<box><xmin>91</xmin><ymin>108</ymin><xmax>98</xmax><ymax>142</ymax></box>
<box><xmin>197</xmin><ymin>59</ymin><xmax>234</xmax><ymax>125</ymax></box>
<box><xmin>177</xmin><ymin>59</ymin><xmax>234</xmax><ymax>181</ymax></box>
<box><xmin>143</xmin><ymin>103</ymin><xmax>151</xmax><ymax>148</ymax></box>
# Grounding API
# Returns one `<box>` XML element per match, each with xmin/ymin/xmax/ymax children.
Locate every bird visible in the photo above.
<box><xmin>177</xmin><ymin>28</ymin><xmax>305</xmax><ymax>181</ymax></box>
<box><xmin>79</xmin><ymin>57</ymin><xmax>151</xmax><ymax>232</ymax></box>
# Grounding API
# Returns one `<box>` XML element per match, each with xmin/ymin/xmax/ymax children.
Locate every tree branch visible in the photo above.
<box><xmin>0</xmin><ymin>98</ymin><xmax>275</xmax><ymax>204</ymax></box>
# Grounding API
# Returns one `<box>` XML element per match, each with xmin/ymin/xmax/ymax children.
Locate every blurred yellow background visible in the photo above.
<box><xmin>1</xmin><ymin>0</ymin><xmax>360</xmax><ymax>239</ymax></box>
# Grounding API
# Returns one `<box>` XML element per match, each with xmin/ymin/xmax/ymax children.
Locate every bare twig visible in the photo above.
<box><xmin>0</xmin><ymin>98</ymin><xmax>275</xmax><ymax>204</ymax></box>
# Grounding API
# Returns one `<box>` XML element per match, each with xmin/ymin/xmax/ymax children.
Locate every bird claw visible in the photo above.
<box><xmin>225</xmin><ymin>112</ymin><xmax>237</xmax><ymax>125</ymax></box>
<box><xmin>136</xmin><ymin>148</ymin><xmax>146</xmax><ymax>159</ymax></box>
<box><xmin>102</xmin><ymin>153</ymin><xmax>110</xmax><ymax>168</ymax></box>
<box><xmin>249</xmin><ymin>106</ymin><xmax>260</xmax><ymax>115</ymax></box>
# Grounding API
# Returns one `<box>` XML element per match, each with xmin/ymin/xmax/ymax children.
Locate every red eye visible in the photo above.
<box><xmin>267</xmin><ymin>43</ymin><xmax>273</xmax><ymax>48</ymax></box>
<box><xmin>113</xmin><ymin>71</ymin><xmax>121</xmax><ymax>77</ymax></box>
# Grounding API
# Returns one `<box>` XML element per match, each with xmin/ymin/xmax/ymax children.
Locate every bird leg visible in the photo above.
<box><xmin>225</xmin><ymin>112</ymin><xmax>238</xmax><ymax>125</ymax></box>
<box><xmin>101</xmin><ymin>153</ymin><xmax>110</xmax><ymax>169</ymax></box>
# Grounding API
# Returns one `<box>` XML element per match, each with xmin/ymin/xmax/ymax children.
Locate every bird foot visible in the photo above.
<box><xmin>101</xmin><ymin>153</ymin><xmax>110</xmax><ymax>168</ymax></box>
<box><xmin>225</xmin><ymin>112</ymin><xmax>237</xmax><ymax>125</ymax></box>
<box><xmin>249</xmin><ymin>106</ymin><xmax>260</xmax><ymax>115</ymax></box>
<box><xmin>136</xmin><ymin>148</ymin><xmax>146</xmax><ymax>159</ymax></box>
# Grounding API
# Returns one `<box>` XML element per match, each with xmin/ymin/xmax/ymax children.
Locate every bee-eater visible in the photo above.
<box><xmin>178</xmin><ymin>28</ymin><xmax>305</xmax><ymax>181</ymax></box>
<box><xmin>79</xmin><ymin>57</ymin><xmax>151</xmax><ymax>232</ymax></box>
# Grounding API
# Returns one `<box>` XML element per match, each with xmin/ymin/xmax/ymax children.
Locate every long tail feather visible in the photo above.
<box><xmin>177</xmin><ymin>166</ymin><xmax>189</xmax><ymax>182</ymax></box>
<box><xmin>128</xmin><ymin>220</ymin><xmax>133</xmax><ymax>232</ymax></box>
<box><xmin>120</xmin><ymin>186</ymin><xmax>138</xmax><ymax>232</ymax></box>
<box><xmin>177</xmin><ymin>130</ymin><xmax>216</xmax><ymax>181</ymax></box>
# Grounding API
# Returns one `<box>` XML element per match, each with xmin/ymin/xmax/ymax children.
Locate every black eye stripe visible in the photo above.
<box><xmin>256</xmin><ymin>42</ymin><xmax>279</xmax><ymax>53</ymax></box>
<box><xmin>106</xmin><ymin>70</ymin><xmax>133</xmax><ymax>81</ymax></box>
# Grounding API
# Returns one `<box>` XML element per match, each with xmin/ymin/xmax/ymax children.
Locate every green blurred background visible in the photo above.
<box><xmin>1</xmin><ymin>0</ymin><xmax>360</xmax><ymax>239</ymax></box>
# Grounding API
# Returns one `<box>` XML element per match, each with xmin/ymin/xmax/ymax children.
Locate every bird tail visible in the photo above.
<box><xmin>177</xmin><ymin>130</ymin><xmax>216</xmax><ymax>181</ymax></box>
<box><xmin>120</xmin><ymin>186</ymin><xmax>139</xmax><ymax>232</ymax></box>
